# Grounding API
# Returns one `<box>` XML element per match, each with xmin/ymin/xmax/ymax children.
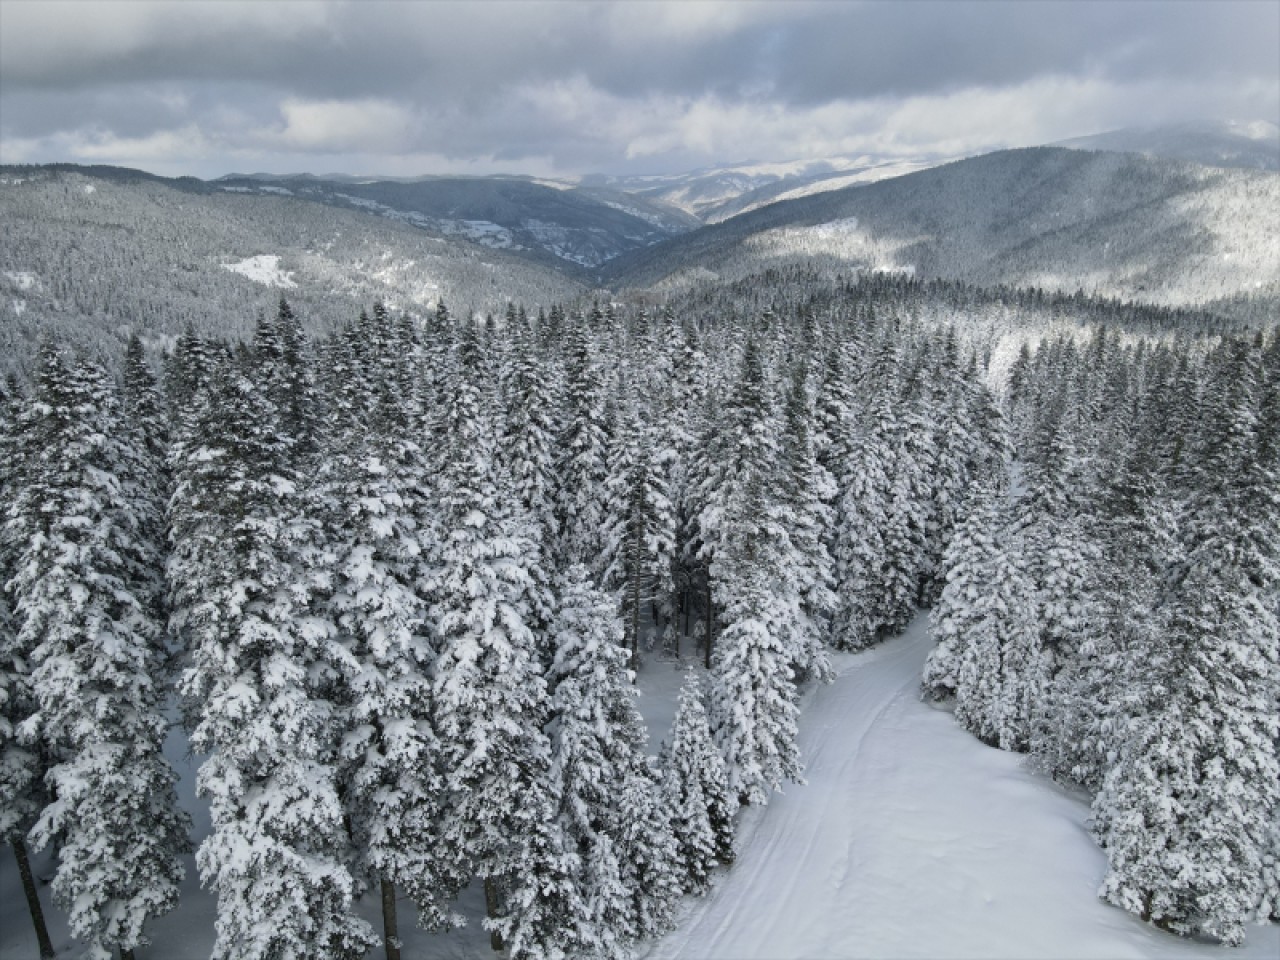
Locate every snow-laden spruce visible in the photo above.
<box><xmin>663</xmin><ymin>672</ymin><xmax>736</xmax><ymax>894</ymax></box>
<box><xmin>427</xmin><ymin>323</ymin><xmax>572</xmax><ymax>958</ymax></box>
<box><xmin>546</xmin><ymin>564</ymin><xmax>681</xmax><ymax>954</ymax></box>
<box><xmin>8</xmin><ymin>347</ymin><xmax>188</xmax><ymax>960</ymax></box>
<box><xmin>169</xmin><ymin>328</ymin><xmax>375</xmax><ymax>960</ymax></box>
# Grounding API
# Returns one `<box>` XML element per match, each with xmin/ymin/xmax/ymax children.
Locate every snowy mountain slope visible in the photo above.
<box><xmin>602</xmin><ymin>147</ymin><xmax>1280</xmax><ymax>311</ymax></box>
<box><xmin>694</xmin><ymin>158</ymin><xmax>945</xmax><ymax>223</ymax></box>
<box><xmin>0</xmin><ymin>167</ymin><xmax>586</xmax><ymax>369</ymax></box>
<box><xmin>644</xmin><ymin>616</ymin><xmax>1280</xmax><ymax>960</ymax></box>
<box><xmin>1056</xmin><ymin>120</ymin><xmax>1280</xmax><ymax>172</ymax></box>
<box><xmin>212</xmin><ymin>174</ymin><xmax>700</xmax><ymax>272</ymax></box>
<box><xmin>582</xmin><ymin>154</ymin><xmax>948</xmax><ymax>221</ymax></box>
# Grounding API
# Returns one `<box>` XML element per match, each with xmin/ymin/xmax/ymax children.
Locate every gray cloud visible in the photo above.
<box><xmin>1</xmin><ymin>0</ymin><xmax>1275</xmax><ymax>177</ymax></box>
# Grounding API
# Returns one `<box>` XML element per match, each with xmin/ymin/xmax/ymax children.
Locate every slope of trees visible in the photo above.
<box><xmin>926</xmin><ymin>324</ymin><xmax>1280</xmax><ymax>945</ymax></box>
<box><xmin>2</xmin><ymin>269</ymin><xmax>1273</xmax><ymax>955</ymax></box>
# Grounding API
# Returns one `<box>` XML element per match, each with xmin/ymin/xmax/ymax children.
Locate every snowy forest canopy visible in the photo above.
<box><xmin>2</xmin><ymin>271</ymin><xmax>1278</xmax><ymax>959</ymax></box>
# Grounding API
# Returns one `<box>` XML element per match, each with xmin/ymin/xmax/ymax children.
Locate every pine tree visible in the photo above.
<box><xmin>779</xmin><ymin>362</ymin><xmax>835</xmax><ymax>682</ymax></box>
<box><xmin>922</xmin><ymin>485</ymin><xmax>1000</xmax><ymax>703</ymax></box>
<box><xmin>0</xmin><ymin>374</ymin><xmax>56</xmax><ymax>960</ymax></box>
<box><xmin>9</xmin><ymin>347</ymin><xmax>188</xmax><ymax>960</ymax></box>
<box><xmin>170</xmin><ymin>363</ymin><xmax>375</xmax><ymax>960</ymax></box>
<box><xmin>427</xmin><ymin>323</ymin><xmax>568</xmax><ymax>950</ymax></box>
<box><xmin>318</xmin><ymin>366</ymin><xmax>449</xmax><ymax>952</ymax></box>
<box><xmin>554</xmin><ymin>315</ymin><xmax>610</xmax><ymax>569</ymax></box>
<box><xmin>707</xmin><ymin>341</ymin><xmax>804</xmax><ymax>804</ymax></box>
<box><xmin>664</xmin><ymin>672</ymin><xmax>735</xmax><ymax>893</ymax></box>
<box><xmin>544</xmin><ymin>564</ymin><xmax>679</xmax><ymax>953</ymax></box>
<box><xmin>602</xmin><ymin>394</ymin><xmax>676</xmax><ymax>671</ymax></box>
<box><xmin>1093</xmin><ymin>345</ymin><xmax>1280</xmax><ymax>946</ymax></box>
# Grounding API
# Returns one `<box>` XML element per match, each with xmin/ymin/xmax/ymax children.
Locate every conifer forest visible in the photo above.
<box><xmin>2</xmin><ymin>264</ymin><xmax>1277</xmax><ymax>958</ymax></box>
<box><xmin>3</xmin><ymin>5</ymin><xmax>1280</xmax><ymax>955</ymax></box>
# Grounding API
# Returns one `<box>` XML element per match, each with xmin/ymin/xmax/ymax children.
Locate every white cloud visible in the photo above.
<box><xmin>271</xmin><ymin>98</ymin><xmax>419</xmax><ymax>153</ymax></box>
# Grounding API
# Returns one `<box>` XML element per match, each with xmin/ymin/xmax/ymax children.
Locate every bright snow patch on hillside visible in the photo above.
<box><xmin>4</xmin><ymin>271</ymin><xmax>38</xmax><ymax>291</ymax></box>
<box><xmin>221</xmin><ymin>254</ymin><xmax>297</xmax><ymax>288</ymax></box>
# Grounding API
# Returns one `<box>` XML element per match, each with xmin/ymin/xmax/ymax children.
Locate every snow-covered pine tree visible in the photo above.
<box><xmin>253</xmin><ymin>298</ymin><xmax>320</xmax><ymax>462</ymax></box>
<box><xmin>662</xmin><ymin>315</ymin><xmax>709</xmax><ymax>654</ymax></box>
<box><xmin>169</xmin><ymin>357</ymin><xmax>375</xmax><ymax>960</ymax></box>
<box><xmin>0</xmin><ymin>375</ymin><xmax>56</xmax><ymax>960</ymax></box>
<box><xmin>707</xmin><ymin>339</ymin><xmax>804</xmax><ymax>805</ymax></box>
<box><xmin>544</xmin><ymin>563</ymin><xmax>680</xmax><ymax>953</ymax></box>
<box><xmin>554</xmin><ymin>314</ymin><xmax>610</xmax><ymax>571</ymax></box>
<box><xmin>917</xmin><ymin>329</ymin><xmax>978</xmax><ymax>605</ymax></box>
<box><xmin>1019</xmin><ymin>424</ymin><xmax>1102</xmax><ymax>767</ymax></box>
<box><xmin>922</xmin><ymin>483</ymin><xmax>1001</xmax><ymax>703</ymax></box>
<box><xmin>1041</xmin><ymin>432</ymin><xmax>1176</xmax><ymax>792</ymax></box>
<box><xmin>602</xmin><ymin>393</ymin><xmax>676</xmax><ymax>671</ymax></box>
<box><xmin>9</xmin><ymin>346</ymin><xmax>188</xmax><ymax>960</ymax></box>
<box><xmin>664</xmin><ymin>671</ymin><xmax>735</xmax><ymax>894</ymax></box>
<box><xmin>1093</xmin><ymin>342</ymin><xmax>1280</xmax><ymax>946</ymax></box>
<box><xmin>830</xmin><ymin>421</ymin><xmax>891</xmax><ymax>651</ymax></box>
<box><xmin>779</xmin><ymin>361</ymin><xmax>835</xmax><ymax>682</ymax></box>
<box><xmin>123</xmin><ymin>333</ymin><xmax>169</xmax><ymax>469</ymax></box>
<box><xmin>316</xmin><ymin>323</ymin><xmax>448</xmax><ymax>957</ymax></box>
<box><xmin>427</xmin><ymin>322</ymin><xmax>575</xmax><ymax>954</ymax></box>
<box><xmin>501</xmin><ymin>317</ymin><xmax>560</xmax><ymax>554</ymax></box>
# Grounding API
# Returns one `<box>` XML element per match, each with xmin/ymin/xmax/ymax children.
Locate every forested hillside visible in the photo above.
<box><xmin>0</xmin><ymin>168</ymin><xmax>586</xmax><ymax>374</ymax></box>
<box><xmin>3</xmin><ymin>268</ymin><xmax>1276</xmax><ymax>957</ymax></box>
<box><xmin>603</xmin><ymin>147</ymin><xmax>1280</xmax><ymax>319</ymax></box>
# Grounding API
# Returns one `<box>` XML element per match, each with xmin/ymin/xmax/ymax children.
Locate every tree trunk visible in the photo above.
<box><xmin>381</xmin><ymin>877</ymin><xmax>401</xmax><ymax>960</ymax></box>
<box><xmin>12</xmin><ymin>837</ymin><xmax>55</xmax><ymax>959</ymax></box>
<box><xmin>484</xmin><ymin>876</ymin><xmax>504</xmax><ymax>952</ymax></box>
<box><xmin>630</xmin><ymin>558</ymin><xmax>642</xmax><ymax>675</ymax></box>
<box><xmin>704</xmin><ymin>576</ymin><xmax>714</xmax><ymax>670</ymax></box>
<box><xmin>681</xmin><ymin>584</ymin><xmax>691</xmax><ymax>651</ymax></box>
<box><xmin>120</xmin><ymin>948</ymin><xmax>135</xmax><ymax>960</ymax></box>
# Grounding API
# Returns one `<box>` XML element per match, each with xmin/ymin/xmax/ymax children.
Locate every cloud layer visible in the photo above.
<box><xmin>1</xmin><ymin>0</ymin><xmax>1275</xmax><ymax>177</ymax></box>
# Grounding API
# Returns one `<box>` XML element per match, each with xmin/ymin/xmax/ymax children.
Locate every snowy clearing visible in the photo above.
<box><xmin>644</xmin><ymin>616</ymin><xmax>1280</xmax><ymax>960</ymax></box>
<box><xmin>220</xmin><ymin>254</ymin><xmax>297</xmax><ymax>289</ymax></box>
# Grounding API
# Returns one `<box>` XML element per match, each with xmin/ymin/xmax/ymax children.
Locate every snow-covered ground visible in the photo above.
<box><xmin>220</xmin><ymin>254</ymin><xmax>297</xmax><ymax>289</ymax></box>
<box><xmin>3</xmin><ymin>616</ymin><xmax>1275</xmax><ymax>958</ymax></box>
<box><xmin>644</xmin><ymin>616</ymin><xmax>1280</xmax><ymax>960</ymax></box>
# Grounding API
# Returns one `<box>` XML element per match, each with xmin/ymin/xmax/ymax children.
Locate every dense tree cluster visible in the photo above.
<box><xmin>2</xmin><ymin>268</ymin><xmax>1272</xmax><ymax>956</ymax></box>
<box><xmin>925</xmin><ymin>324</ymin><xmax>1280</xmax><ymax>945</ymax></box>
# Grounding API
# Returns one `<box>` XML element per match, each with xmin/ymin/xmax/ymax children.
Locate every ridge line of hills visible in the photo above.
<box><xmin>2</xmin><ymin>121</ymin><xmax>1277</xmax><ymax>365</ymax></box>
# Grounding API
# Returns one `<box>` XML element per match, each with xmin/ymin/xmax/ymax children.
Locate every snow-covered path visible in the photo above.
<box><xmin>645</xmin><ymin>615</ymin><xmax>1280</xmax><ymax>960</ymax></box>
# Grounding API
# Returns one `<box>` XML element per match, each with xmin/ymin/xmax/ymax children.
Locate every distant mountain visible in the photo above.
<box><xmin>583</xmin><ymin>154</ymin><xmax>950</xmax><ymax>222</ymax></box>
<box><xmin>602</xmin><ymin>147</ymin><xmax>1280</xmax><ymax>313</ymax></box>
<box><xmin>212</xmin><ymin>174</ymin><xmax>699</xmax><ymax>274</ymax></box>
<box><xmin>0</xmin><ymin>166</ymin><xmax>586</xmax><ymax>369</ymax></box>
<box><xmin>1055</xmin><ymin>120</ymin><xmax>1280</xmax><ymax>172</ymax></box>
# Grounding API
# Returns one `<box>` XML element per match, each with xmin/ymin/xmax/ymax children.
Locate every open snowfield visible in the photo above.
<box><xmin>3</xmin><ymin>615</ymin><xmax>1276</xmax><ymax>959</ymax></box>
<box><xmin>644</xmin><ymin>617</ymin><xmax>1280</xmax><ymax>960</ymax></box>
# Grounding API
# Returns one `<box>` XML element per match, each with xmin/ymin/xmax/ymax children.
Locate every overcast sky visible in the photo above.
<box><xmin>1</xmin><ymin>0</ymin><xmax>1276</xmax><ymax>179</ymax></box>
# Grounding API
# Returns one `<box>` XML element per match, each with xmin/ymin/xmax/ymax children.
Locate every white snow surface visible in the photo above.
<box><xmin>644</xmin><ymin>616</ymin><xmax>1280</xmax><ymax>960</ymax></box>
<box><xmin>220</xmin><ymin>254</ymin><xmax>297</xmax><ymax>289</ymax></box>
<box><xmin>3</xmin><ymin>614</ymin><xmax>1276</xmax><ymax>959</ymax></box>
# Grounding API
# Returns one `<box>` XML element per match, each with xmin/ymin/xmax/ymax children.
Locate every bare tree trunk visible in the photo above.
<box><xmin>630</xmin><ymin>559</ymin><xmax>642</xmax><ymax>675</ymax></box>
<box><xmin>12</xmin><ymin>837</ymin><xmax>55</xmax><ymax>959</ymax></box>
<box><xmin>704</xmin><ymin>576</ymin><xmax>714</xmax><ymax>670</ymax></box>
<box><xmin>381</xmin><ymin>877</ymin><xmax>401</xmax><ymax>960</ymax></box>
<box><xmin>682</xmin><ymin>585</ymin><xmax>691</xmax><ymax>646</ymax></box>
<box><xmin>120</xmin><ymin>948</ymin><xmax>135</xmax><ymax>960</ymax></box>
<box><xmin>484</xmin><ymin>877</ymin><xmax>504</xmax><ymax>952</ymax></box>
